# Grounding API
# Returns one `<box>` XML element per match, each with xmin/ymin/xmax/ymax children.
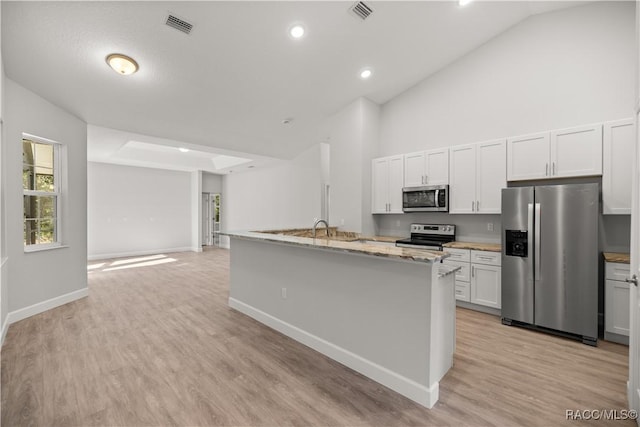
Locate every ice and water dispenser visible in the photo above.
<box><xmin>504</xmin><ymin>230</ymin><xmax>528</xmax><ymax>257</ymax></box>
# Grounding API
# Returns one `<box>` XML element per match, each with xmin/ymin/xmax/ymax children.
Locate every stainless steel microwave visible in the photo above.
<box><xmin>402</xmin><ymin>185</ymin><xmax>449</xmax><ymax>212</ymax></box>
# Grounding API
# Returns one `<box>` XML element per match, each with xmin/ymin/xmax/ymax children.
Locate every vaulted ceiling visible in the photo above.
<box><xmin>3</xmin><ymin>1</ymin><xmax>585</xmax><ymax>171</ymax></box>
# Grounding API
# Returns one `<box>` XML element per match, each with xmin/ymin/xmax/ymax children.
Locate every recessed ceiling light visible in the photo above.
<box><xmin>458</xmin><ymin>0</ymin><xmax>473</xmax><ymax>7</ymax></box>
<box><xmin>105</xmin><ymin>53</ymin><xmax>139</xmax><ymax>75</ymax></box>
<box><xmin>178</xmin><ymin>147</ymin><xmax>190</xmax><ymax>153</ymax></box>
<box><xmin>289</xmin><ymin>25</ymin><xmax>305</xmax><ymax>39</ymax></box>
<box><xmin>360</xmin><ymin>68</ymin><xmax>372</xmax><ymax>79</ymax></box>
<box><xmin>282</xmin><ymin>118</ymin><xmax>293</xmax><ymax>125</ymax></box>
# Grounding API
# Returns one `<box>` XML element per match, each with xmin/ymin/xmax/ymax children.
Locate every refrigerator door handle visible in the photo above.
<box><xmin>534</xmin><ymin>203</ymin><xmax>541</xmax><ymax>278</ymax></box>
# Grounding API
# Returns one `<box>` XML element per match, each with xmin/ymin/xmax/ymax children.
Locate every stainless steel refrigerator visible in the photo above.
<box><xmin>501</xmin><ymin>183</ymin><xmax>598</xmax><ymax>345</ymax></box>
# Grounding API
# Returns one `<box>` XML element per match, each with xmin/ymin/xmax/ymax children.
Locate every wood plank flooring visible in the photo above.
<box><xmin>1</xmin><ymin>248</ymin><xmax>633</xmax><ymax>426</ymax></box>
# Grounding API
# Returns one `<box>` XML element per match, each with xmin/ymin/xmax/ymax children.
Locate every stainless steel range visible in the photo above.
<box><xmin>395</xmin><ymin>224</ymin><xmax>456</xmax><ymax>251</ymax></box>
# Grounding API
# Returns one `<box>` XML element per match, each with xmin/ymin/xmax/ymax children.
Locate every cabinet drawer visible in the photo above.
<box><xmin>455</xmin><ymin>281</ymin><xmax>470</xmax><ymax>302</ymax></box>
<box><xmin>605</xmin><ymin>262</ymin><xmax>630</xmax><ymax>281</ymax></box>
<box><xmin>471</xmin><ymin>250</ymin><xmax>501</xmax><ymax>266</ymax></box>
<box><xmin>444</xmin><ymin>248</ymin><xmax>470</xmax><ymax>262</ymax></box>
<box><xmin>443</xmin><ymin>260</ymin><xmax>470</xmax><ymax>282</ymax></box>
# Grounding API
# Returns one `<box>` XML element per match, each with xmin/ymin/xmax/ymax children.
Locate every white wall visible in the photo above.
<box><xmin>5</xmin><ymin>78</ymin><xmax>87</xmax><ymax>312</ymax></box>
<box><xmin>376</xmin><ymin>2</ymin><xmax>635</xmax><ymax>242</ymax></box>
<box><xmin>323</xmin><ymin>97</ymin><xmax>380</xmax><ymax>236</ymax></box>
<box><xmin>222</xmin><ymin>144</ymin><xmax>324</xmax><ymax>242</ymax></box>
<box><xmin>379</xmin><ymin>2</ymin><xmax>635</xmax><ymax>156</ymax></box>
<box><xmin>202</xmin><ymin>172</ymin><xmax>222</xmax><ymax>194</ymax></box>
<box><xmin>87</xmin><ymin>162</ymin><xmax>192</xmax><ymax>259</ymax></box>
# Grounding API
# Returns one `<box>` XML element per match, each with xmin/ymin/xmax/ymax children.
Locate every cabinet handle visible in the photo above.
<box><xmin>471</xmin><ymin>201</ymin><xmax>475</xmax><ymax>212</ymax></box>
<box><xmin>421</xmin><ymin>176</ymin><xmax>424</xmax><ymax>184</ymax></box>
<box><xmin>476</xmin><ymin>200</ymin><xmax>480</xmax><ymax>211</ymax></box>
<box><xmin>552</xmin><ymin>162</ymin><xmax>556</xmax><ymax>175</ymax></box>
<box><xmin>545</xmin><ymin>163</ymin><xmax>549</xmax><ymax>176</ymax></box>
<box><xmin>471</xmin><ymin>266</ymin><xmax>475</xmax><ymax>277</ymax></box>
<box><xmin>424</xmin><ymin>175</ymin><xmax>428</xmax><ymax>184</ymax></box>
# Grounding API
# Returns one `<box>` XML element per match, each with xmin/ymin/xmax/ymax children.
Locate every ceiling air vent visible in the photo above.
<box><xmin>349</xmin><ymin>1</ymin><xmax>374</xmax><ymax>21</ymax></box>
<box><xmin>165</xmin><ymin>14</ymin><xmax>193</xmax><ymax>34</ymax></box>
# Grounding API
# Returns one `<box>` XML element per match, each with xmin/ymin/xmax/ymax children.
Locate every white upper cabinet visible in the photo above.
<box><xmin>551</xmin><ymin>124</ymin><xmax>602</xmax><ymax>178</ymax></box>
<box><xmin>449</xmin><ymin>144</ymin><xmax>476</xmax><ymax>214</ymax></box>
<box><xmin>403</xmin><ymin>148</ymin><xmax>449</xmax><ymax>187</ymax></box>
<box><xmin>372</xmin><ymin>155</ymin><xmax>404</xmax><ymax>214</ymax></box>
<box><xmin>507</xmin><ymin>124</ymin><xmax>603</xmax><ymax>181</ymax></box>
<box><xmin>450</xmin><ymin>139</ymin><xmax>506</xmax><ymax>214</ymax></box>
<box><xmin>603</xmin><ymin>118</ymin><xmax>635</xmax><ymax>215</ymax></box>
<box><xmin>507</xmin><ymin>132</ymin><xmax>550</xmax><ymax>181</ymax></box>
<box><xmin>476</xmin><ymin>140</ymin><xmax>507</xmax><ymax>213</ymax></box>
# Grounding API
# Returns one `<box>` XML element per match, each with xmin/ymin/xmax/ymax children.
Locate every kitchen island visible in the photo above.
<box><xmin>224</xmin><ymin>230</ymin><xmax>458</xmax><ymax>408</ymax></box>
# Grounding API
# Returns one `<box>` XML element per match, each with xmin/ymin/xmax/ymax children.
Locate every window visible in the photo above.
<box><xmin>22</xmin><ymin>135</ymin><xmax>61</xmax><ymax>249</ymax></box>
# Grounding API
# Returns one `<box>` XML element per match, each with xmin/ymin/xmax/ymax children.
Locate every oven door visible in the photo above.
<box><xmin>402</xmin><ymin>185</ymin><xmax>449</xmax><ymax>212</ymax></box>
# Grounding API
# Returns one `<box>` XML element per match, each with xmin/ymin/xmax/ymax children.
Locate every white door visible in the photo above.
<box><xmin>388</xmin><ymin>155</ymin><xmax>405</xmax><ymax>213</ymax></box>
<box><xmin>551</xmin><ymin>124</ymin><xmax>603</xmax><ymax>178</ymax></box>
<box><xmin>425</xmin><ymin>148</ymin><xmax>449</xmax><ymax>185</ymax></box>
<box><xmin>449</xmin><ymin>144</ymin><xmax>476</xmax><ymax>214</ymax></box>
<box><xmin>471</xmin><ymin>263</ymin><xmax>501</xmax><ymax>309</ymax></box>
<box><xmin>628</xmin><ymin>111</ymin><xmax>640</xmax><ymax>421</ymax></box>
<box><xmin>372</xmin><ymin>158</ymin><xmax>389</xmax><ymax>213</ymax></box>
<box><xmin>476</xmin><ymin>139</ymin><xmax>506</xmax><ymax>214</ymax></box>
<box><xmin>507</xmin><ymin>132</ymin><xmax>550</xmax><ymax>181</ymax></box>
<box><xmin>404</xmin><ymin>151</ymin><xmax>426</xmax><ymax>187</ymax></box>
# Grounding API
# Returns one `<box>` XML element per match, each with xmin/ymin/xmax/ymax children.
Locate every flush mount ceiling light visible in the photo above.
<box><xmin>105</xmin><ymin>53</ymin><xmax>139</xmax><ymax>75</ymax></box>
<box><xmin>360</xmin><ymin>68</ymin><xmax>373</xmax><ymax>79</ymax></box>
<box><xmin>458</xmin><ymin>0</ymin><xmax>473</xmax><ymax>7</ymax></box>
<box><xmin>282</xmin><ymin>118</ymin><xmax>293</xmax><ymax>125</ymax></box>
<box><xmin>289</xmin><ymin>24</ymin><xmax>305</xmax><ymax>39</ymax></box>
<box><xmin>178</xmin><ymin>147</ymin><xmax>190</xmax><ymax>153</ymax></box>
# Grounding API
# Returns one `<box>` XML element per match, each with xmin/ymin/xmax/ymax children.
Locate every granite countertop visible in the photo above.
<box><xmin>603</xmin><ymin>252</ymin><xmax>630</xmax><ymax>264</ymax></box>
<box><xmin>443</xmin><ymin>241</ymin><xmax>502</xmax><ymax>252</ymax></box>
<box><xmin>222</xmin><ymin>230</ymin><xmax>447</xmax><ymax>264</ymax></box>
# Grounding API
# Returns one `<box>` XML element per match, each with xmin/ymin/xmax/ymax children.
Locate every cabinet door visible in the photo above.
<box><xmin>605</xmin><ymin>279</ymin><xmax>630</xmax><ymax>336</ymax></box>
<box><xmin>476</xmin><ymin>139</ymin><xmax>506</xmax><ymax>214</ymax></box>
<box><xmin>404</xmin><ymin>151</ymin><xmax>426</xmax><ymax>187</ymax></box>
<box><xmin>371</xmin><ymin>158</ymin><xmax>389</xmax><ymax>214</ymax></box>
<box><xmin>425</xmin><ymin>148</ymin><xmax>449</xmax><ymax>185</ymax></box>
<box><xmin>449</xmin><ymin>144</ymin><xmax>476</xmax><ymax>214</ymax></box>
<box><xmin>507</xmin><ymin>132</ymin><xmax>550</xmax><ymax>181</ymax></box>
<box><xmin>603</xmin><ymin>119</ymin><xmax>634</xmax><ymax>214</ymax></box>
<box><xmin>388</xmin><ymin>155</ymin><xmax>405</xmax><ymax>213</ymax></box>
<box><xmin>551</xmin><ymin>124</ymin><xmax>602</xmax><ymax>178</ymax></box>
<box><xmin>471</xmin><ymin>264</ymin><xmax>501</xmax><ymax>309</ymax></box>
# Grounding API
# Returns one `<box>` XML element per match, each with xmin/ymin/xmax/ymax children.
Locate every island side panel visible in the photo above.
<box><xmin>428</xmin><ymin>266</ymin><xmax>456</xmax><ymax>397</ymax></box>
<box><xmin>229</xmin><ymin>237</ymin><xmax>451</xmax><ymax>407</ymax></box>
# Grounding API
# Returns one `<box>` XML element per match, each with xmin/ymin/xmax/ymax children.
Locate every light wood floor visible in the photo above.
<box><xmin>1</xmin><ymin>248</ymin><xmax>633</xmax><ymax>426</ymax></box>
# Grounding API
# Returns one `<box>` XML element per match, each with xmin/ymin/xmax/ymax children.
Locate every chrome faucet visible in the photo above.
<box><xmin>313</xmin><ymin>219</ymin><xmax>330</xmax><ymax>238</ymax></box>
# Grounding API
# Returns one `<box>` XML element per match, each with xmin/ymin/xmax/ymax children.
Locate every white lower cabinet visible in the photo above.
<box><xmin>444</xmin><ymin>248</ymin><xmax>501</xmax><ymax>310</ymax></box>
<box><xmin>605</xmin><ymin>261</ymin><xmax>630</xmax><ymax>344</ymax></box>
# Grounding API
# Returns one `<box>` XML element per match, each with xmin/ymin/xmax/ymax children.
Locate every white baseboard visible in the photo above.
<box><xmin>0</xmin><ymin>318</ymin><xmax>8</xmax><ymax>348</ymax></box>
<box><xmin>228</xmin><ymin>297</ymin><xmax>438</xmax><ymax>408</ymax></box>
<box><xmin>192</xmin><ymin>247</ymin><xmax>203</xmax><ymax>253</ymax></box>
<box><xmin>88</xmin><ymin>247</ymin><xmax>193</xmax><ymax>261</ymax></box>
<box><xmin>6</xmin><ymin>287</ymin><xmax>89</xmax><ymax>325</ymax></box>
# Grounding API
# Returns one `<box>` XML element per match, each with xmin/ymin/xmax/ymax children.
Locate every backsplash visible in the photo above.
<box><xmin>375</xmin><ymin>212</ymin><xmax>502</xmax><ymax>243</ymax></box>
<box><xmin>375</xmin><ymin>211</ymin><xmax>631</xmax><ymax>252</ymax></box>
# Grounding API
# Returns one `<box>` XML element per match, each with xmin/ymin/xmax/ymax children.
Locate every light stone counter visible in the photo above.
<box><xmin>225</xmin><ymin>230</ymin><xmax>447</xmax><ymax>263</ymax></box>
<box><xmin>603</xmin><ymin>252</ymin><xmax>630</xmax><ymax>264</ymax></box>
<box><xmin>443</xmin><ymin>241</ymin><xmax>502</xmax><ymax>252</ymax></box>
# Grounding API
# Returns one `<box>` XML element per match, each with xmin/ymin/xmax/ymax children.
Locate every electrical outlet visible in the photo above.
<box><xmin>396</xmin><ymin>220</ymin><xmax>400</xmax><ymax>227</ymax></box>
<box><xmin>281</xmin><ymin>288</ymin><xmax>287</xmax><ymax>299</ymax></box>
<box><xmin>487</xmin><ymin>222</ymin><xmax>494</xmax><ymax>231</ymax></box>
<box><xmin>340</xmin><ymin>218</ymin><xmax>345</xmax><ymax>225</ymax></box>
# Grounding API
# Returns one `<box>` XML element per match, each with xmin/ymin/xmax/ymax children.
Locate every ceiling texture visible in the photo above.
<box><xmin>2</xmin><ymin>1</ymin><xmax>585</xmax><ymax>173</ymax></box>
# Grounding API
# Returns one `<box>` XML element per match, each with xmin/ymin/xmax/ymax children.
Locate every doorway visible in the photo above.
<box><xmin>202</xmin><ymin>193</ymin><xmax>221</xmax><ymax>247</ymax></box>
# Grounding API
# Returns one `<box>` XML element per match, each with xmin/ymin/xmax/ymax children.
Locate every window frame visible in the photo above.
<box><xmin>22</xmin><ymin>133</ymin><xmax>62</xmax><ymax>252</ymax></box>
